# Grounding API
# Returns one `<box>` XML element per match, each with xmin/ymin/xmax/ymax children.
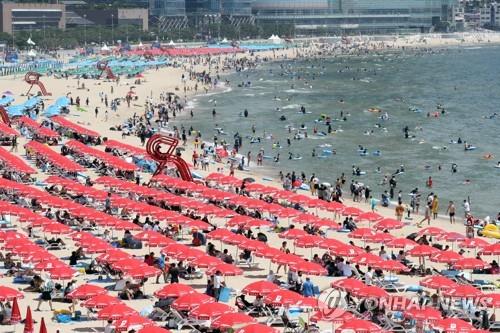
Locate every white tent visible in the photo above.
<box><xmin>27</xmin><ymin>37</ymin><xmax>36</xmax><ymax>46</ymax></box>
<box><xmin>168</xmin><ymin>40</ymin><xmax>175</xmax><ymax>46</ymax></box>
<box><xmin>138</xmin><ymin>41</ymin><xmax>144</xmax><ymax>48</ymax></box>
<box><xmin>101</xmin><ymin>43</ymin><xmax>110</xmax><ymax>51</ymax></box>
<box><xmin>28</xmin><ymin>49</ymin><xmax>36</xmax><ymax>57</ymax></box>
<box><xmin>268</xmin><ymin>34</ymin><xmax>282</xmax><ymax>44</ymax></box>
<box><xmin>221</xmin><ymin>38</ymin><xmax>229</xmax><ymax>44</ymax></box>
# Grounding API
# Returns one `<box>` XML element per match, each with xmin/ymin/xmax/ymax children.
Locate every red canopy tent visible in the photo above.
<box><xmin>0</xmin><ymin>146</ymin><xmax>36</xmax><ymax>174</ymax></box>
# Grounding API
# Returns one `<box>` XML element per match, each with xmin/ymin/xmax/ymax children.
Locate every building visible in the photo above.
<box><xmin>480</xmin><ymin>2</ymin><xmax>500</xmax><ymax>27</ymax></box>
<box><xmin>252</xmin><ymin>0</ymin><xmax>457</xmax><ymax>35</ymax></box>
<box><xmin>150</xmin><ymin>0</ymin><xmax>188</xmax><ymax>30</ymax></box>
<box><xmin>70</xmin><ymin>7</ymin><xmax>148</xmax><ymax>31</ymax></box>
<box><xmin>185</xmin><ymin>0</ymin><xmax>253</xmax><ymax>27</ymax></box>
<box><xmin>0</xmin><ymin>2</ymin><xmax>66</xmax><ymax>34</ymax></box>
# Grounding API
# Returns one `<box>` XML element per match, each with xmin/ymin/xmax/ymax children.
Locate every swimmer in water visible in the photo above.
<box><xmin>312</xmin><ymin>148</ymin><xmax>316</xmax><ymax>157</ymax></box>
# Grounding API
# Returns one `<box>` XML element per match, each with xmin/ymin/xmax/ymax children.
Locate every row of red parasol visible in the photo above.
<box><xmin>0</xmin><ymin>146</ymin><xmax>36</xmax><ymax>174</ymax></box>
<box><xmin>104</xmin><ymin>139</ymin><xmax>154</xmax><ymax>161</ymax></box>
<box><xmin>50</xmin><ymin>116</ymin><xmax>100</xmax><ymax>138</ymax></box>
<box><xmin>0</xmin><ymin>121</ymin><xmax>19</xmax><ymax>137</ymax></box>
<box><xmin>0</xmin><ymin>177</ymin><xmax>140</xmax><ymax>232</ymax></box>
<box><xmin>25</xmin><ymin>140</ymin><xmax>84</xmax><ymax>173</ymax></box>
<box><xmin>44</xmin><ymin>176</ymin><xmax>212</xmax><ymax>231</ymax></box>
<box><xmin>65</xmin><ymin>139</ymin><xmax>137</xmax><ymax>172</ymax></box>
<box><xmin>0</xmin><ymin>231</ymin><xmax>77</xmax><ymax>280</ymax></box>
<box><xmin>127</xmin><ymin>47</ymin><xmax>244</xmax><ymax>57</ymax></box>
<box><xmin>17</xmin><ymin>116</ymin><xmax>59</xmax><ymax>139</ymax></box>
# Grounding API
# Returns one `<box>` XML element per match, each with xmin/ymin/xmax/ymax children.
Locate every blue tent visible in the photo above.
<box><xmin>0</xmin><ymin>96</ymin><xmax>15</xmax><ymax>106</ymax></box>
<box><xmin>43</xmin><ymin>105</ymin><xmax>62</xmax><ymax>117</ymax></box>
<box><xmin>6</xmin><ymin>105</ymin><xmax>25</xmax><ymax>117</ymax></box>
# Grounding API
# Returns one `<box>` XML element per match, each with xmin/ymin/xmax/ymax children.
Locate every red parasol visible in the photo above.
<box><xmin>294</xmin><ymin>235</ymin><xmax>322</xmax><ymax>248</ymax></box>
<box><xmin>189</xmin><ymin>302</ymin><xmax>235</xmax><ymax>320</ymax></box>
<box><xmin>366</xmin><ymin>232</ymin><xmax>395</xmax><ymax>243</ymax></box>
<box><xmin>66</xmin><ymin>284</ymin><xmax>107</xmax><ymax>300</ymax></box>
<box><xmin>97</xmin><ymin>303</ymin><xmax>137</xmax><ymax>320</ymax></box>
<box><xmin>264</xmin><ymin>289</ymin><xmax>304</xmax><ymax>307</ymax></box>
<box><xmin>442</xmin><ymin>285</ymin><xmax>483</xmax><ymax>298</ymax></box>
<box><xmin>331</xmin><ymin>278</ymin><xmax>366</xmax><ymax>292</ymax></box>
<box><xmin>212</xmin><ymin>312</ymin><xmax>256</xmax><ymax>329</ymax></box>
<box><xmin>453</xmin><ymin>258</ymin><xmax>489</xmax><ymax>270</ymax></box>
<box><xmin>372</xmin><ymin>260</ymin><xmax>410</xmax><ymax>273</ymax></box>
<box><xmin>373</xmin><ymin>218</ymin><xmax>404</xmax><ymax>230</ymax></box>
<box><xmin>353</xmin><ymin>286</ymin><xmax>389</xmax><ymax>298</ymax></box>
<box><xmin>171</xmin><ymin>293</ymin><xmax>215</xmax><ymax>311</ymax></box>
<box><xmin>82</xmin><ymin>294</ymin><xmax>121</xmax><ymax>309</ymax></box>
<box><xmin>0</xmin><ymin>286</ymin><xmax>24</xmax><ymax>301</ymax></box>
<box><xmin>342</xmin><ymin>207</ymin><xmax>364</xmax><ymax>216</ymax></box>
<box><xmin>235</xmin><ymin>323</ymin><xmax>279</xmax><ymax>333</ymax></box>
<box><xmin>115</xmin><ymin>314</ymin><xmax>154</xmax><ymax>332</ymax></box>
<box><xmin>271</xmin><ymin>253</ymin><xmax>304</xmax><ymax>266</ymax></box>
<box><xmin>480</xmin><ymin>243</ymin><xmax>500</xmax><ymax>255</ymax></box>
<box><xmin>24</xmin><ymin>306</ymin><xmax>34</xmax><ymax>333</ymax></box>
<box><xmin>124</xmin><ymin>266</ymin><xmax>161</xmax><ymax>279</ymax></box>
<box><xmin>207</xmin><ymin>228</ymin><xmax>234</xmax><ymax>241</ymax></box>
<box><xmin>440</xmin><ymin>232</ymin><xmax>466</xmax><ymax>242</ymax></box>
<box><xmin>293</xmin><ymin>213</ymin><xmax>322</xmax><ymax>224</ymax></box>
<box><xmin>137</xmin><ymin>327</ymin><xmax>171</xmax><ymax>333</ymax></box>
<box><xmin>189</xmin><ymin>255</ymin><xmax>223</xmax><ymax>268</ymax></box>
<box><xmin>356</xmin><ymin>211</ymin><xmax>383</xmax><ymax>222</ymax></box>
<box><xmin>430</xmin><ymin>251</ymin><xmax>464</xmax><ymax>264</ymax></box>
<box><xmin>288</xmin><ymin>261</ymin><xmax>327</xmax><ymax>275</ymax></box>
<box><xmin>310</xmin><ymin>309</ymin><xmax>354</xmax><ymax>324</ymax></box>
<box><xmin>420</xmin><ymin>275</ymin><xmax>458</xmax><ymax>290</ymax></box>
<box><xmin>48</xmin><ymin>266</ymin><xmax>76</xmax><ymax>280</ymax></box>
<box><xmin>154</xmin><ymin>283</ymin><xmax>195</xmax><ymax>299</ymax></box>
<box><xmin>386</xmin><ymin>237</ymin><xmax>417</xmax><ymax>248</ymax></box>
<box><xmin>435</xmin><ymin>318</ymin><xmax>474</xmax><ymax>332</ymax></box>
<box><xmin>481</xmin><ymin>293</ymin><xmax>500</xmax><ymax>308</ymax></box>
<box><xmin>335</xmin><ymin>319</ymin><xmax>384</xmax><ymax>333</ymax></box>
<box><xmin>405</xmin><ymin>307</ymin><xmax>443</xmax><ymax>321</ymax></box>
<box><xmin>351</xmin><ymin>253</ymin><xmax>381</xmax><ymax>266</ymax></box>
<box><xmin>330</xmin><ymin>244</ymin><xmax>364</xmax><ymax>257</ymax></box>
<box><xmin>460</xmin><ymin>238</ymin><xmax>490</xmax><ymax>249</ymax></box>
<box><xmin>242</xmin><ymin>281</ymin><xmax>281</xmax><ymax>296</ymax></box>
<box><xmin>38</xmin><ymin>317</ymin><xmax>47</xmax><ymax>333</ymax></box>
<box><xmin>417</xmin><ymin>227</ymin><xmax>445</xmax><ymax>237</ymax></box>
<box><xmin>348</xmin><ymin>227</ymin><xmax>376</xmax><ymax>239</ymax></box>
<box><xmin>206</xmin><ymin>263</ymin><xmax>243</xmax><ymax>276</ymax></box>
<box><xmin>11</xmin><ymin>297</ymin><xmax>21</xmax><ymax>324</ymax></box>
<box><xmin>407</xmin><ymin>245</ymin><xmax>440</xmax><ymax>257</ymax></box>
<box><xmin>279</xmin><ymin>229</ymin><xmax>308</xmax><ymax>239</ymax></box>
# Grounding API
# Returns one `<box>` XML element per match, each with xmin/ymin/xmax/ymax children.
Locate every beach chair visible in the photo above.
<box><xmin>490</xmin><ymin>321</ymin><xmax>500</xmax><ymax>332</ymax></box>
<box><xmin>169</xmin><ymin>308</ymin><xmax>201</xmax><ymax>332</ymax></box>
<box><xmin>374</xmin><ymin>278</ymin><xmax>407</xmax><ymax>293</ymax></box>
<box><xmin>378</xmin><ymin>315</ymin><xmax>407</xmax><ymax>332</ymax></box>
<box><xmin>281</xmin><ymin>313</ymin><xmax>301</xmax><ymax>333</ymax></box>
<box><xmin>266</xmin><ymin>306</ymin><xmax>286</xmax><ymax>326</ymax></box>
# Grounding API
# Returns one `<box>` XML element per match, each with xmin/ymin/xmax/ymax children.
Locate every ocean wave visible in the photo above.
<box><xmin>282</xmin><ymin>104</ymin><xmax>300</xmax><ymax>110</ymax></box>
<box><xmin>285</xmin><ymin>89</ymin><xmax>312</xmax><ymax>94</ymax></box>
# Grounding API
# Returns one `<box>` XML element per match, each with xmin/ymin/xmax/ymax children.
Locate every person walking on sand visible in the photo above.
<box><xmin>395</xmin><ymin>200</ymin><xmax>405</xmax><ymax>221</ymax></box>
<box><xmin>417</xmin><ymin>204</ymin><xmax>432</xmax><ymax>227</ymax></box>
<box><xmin>446</xmin><ymin>201</ymin><xmax>456</xmax><ymax>224</ymax></box>
<box><xmin>95</xmin><ymin>107</ymin><xmax>99</xmax><ymax>118</ymax></box>
<box><xmin>431</xmin><ymin>195</ymin><xmax>439</xmax><ymax>219</ymax></box>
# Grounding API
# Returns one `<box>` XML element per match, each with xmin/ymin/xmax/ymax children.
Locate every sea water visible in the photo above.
<box><xmin>183</xmin><ymin>46</ymin><xmax>500</xmax><ymax>217</ymax></box>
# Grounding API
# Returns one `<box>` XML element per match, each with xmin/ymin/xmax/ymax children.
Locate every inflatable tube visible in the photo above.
<box><xmin>297</xmin><ymin>111</ymin><xmax>312</xmax><ymax>114</ymax></box>
<box><xmin>359</xmin><ymin>152</ymin><xmax>368</xmax><ymax>156</ymax></box>
<box><xmin>263</xmin><ymin>155</ymin><xmax>273</xmax><ymax>159</ymax></box>
<box><xmin>465</xmin><ymin>146</ymin><xmax>477</xmax><ymax>151</ymax></box>
<box><xmin>322</xmin><ymin>150</ymin><xmax>333</xmax><ymax>155</ymax></box>
<box><xmin>292</xmin><ymin>157</ymin><xmax>303</xmax><ymax>160</ymax></box>
<box><xmin>299</xmin><ymin>183</ymin><xmax>310</xmax><ymax>191</ymax></box>
<box><xmin>372</xmin><ymin>151</ymin><xmax>381</xmax><ymax>156</ymax></box>
<box><xmin>368</xmin><ymin>108</ymin><xmax>382</xmax><ymax>113</ymax></box>
<box><xmin>263</xmin><ymin>177</ymin><xmax>273</xmax><ymax>181</ymax></box>
<box><xmin>494</xmin><ymin>165</ymin><xmax>500</xmax><ymax>169</ymax></box>
<box><xmin>192</xmin><ymin>172</ymin><xmax>203</xmax><ymax>179</ymax></box>
<box><xmin>354</xmin><ymin>171</ymin><xmax>367</xmax><ymax>176</ymax></box>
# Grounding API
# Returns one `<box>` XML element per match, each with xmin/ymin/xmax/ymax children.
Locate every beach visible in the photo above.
<box><xmin>0</xmin><ymin>32</ymin><xmax>499</xmax><ymax>333</ymax></box>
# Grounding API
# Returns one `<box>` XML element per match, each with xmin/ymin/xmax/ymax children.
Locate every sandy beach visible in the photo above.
<box><xmin>0</xmin><ymin>32</ymin><xmax>499</xmax><ymax>333</ymax></box>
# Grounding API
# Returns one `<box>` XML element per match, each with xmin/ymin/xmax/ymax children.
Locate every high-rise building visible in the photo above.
<box><xmin>252</xmin><ymin>0</ymin><xmax>457</xmax><ymax>34</ymax></box>
<box><xmin>0</xmin><ymin>1</ymin><xmax>66</xmax><ymax>34</ymax></box>
<box><xmin>150</xmin><ymin>0</ymin><xmax>188</xmax><ymax>30</ymax></box>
